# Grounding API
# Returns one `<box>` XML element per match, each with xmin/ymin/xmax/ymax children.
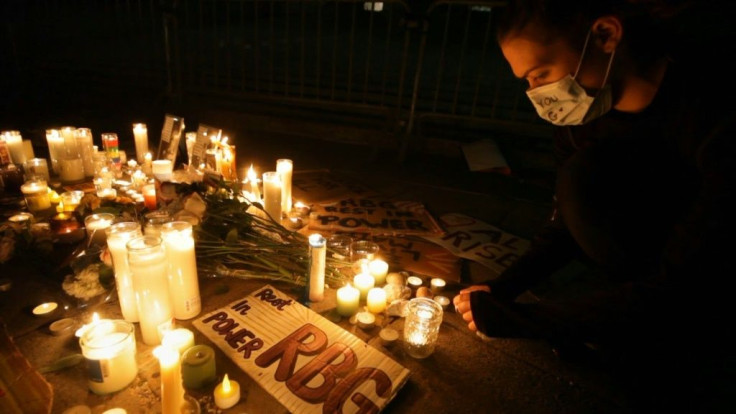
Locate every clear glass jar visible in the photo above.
<box><xmin>144</xmin><ymin>210</ymin><xmax>172</xmax><ymax>238</ymax></box>
<box><xmin>105</xmin><ymin>222</ymin><xmax>143</xmax><ymax>322</ymax></box>
<box><xmin>403</xmin><ymin>297</ymin><xmax>444</xmax><ymax>359</ymax></box>
<box><xmin>79</xmin><ymin>319</ymin><xmax>137</xmax><ymax>395</ymax></box>
<box><xmin>127</xmin><ymin>235</ymin><xmax>172</xmax><ymax>345</ymax></box>
<box><xmin>160</xmin><ymin>221</ymin><xmax>201</xmax><ymax>320</ymax></box>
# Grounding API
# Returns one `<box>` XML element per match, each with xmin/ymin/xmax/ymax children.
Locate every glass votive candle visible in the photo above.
<box><xmin>23</xmin><ymin>158</ymin><xmax>50</xmax><ymax>182</ymax></box>
<box><xmin>350</xmin><ymin>240</ymin><xmax>380</xmax><ymax>263</ymax></box>
<box><xmin>8</xmin><ymin>212</ymin><xmax>34</xmax><ymax>225</ymax></box>
<box><xmin>60</xmin><ymin>190</ymin><xmax>84</xmax><ymax>212</ymax></box>
<box><xmin>144</xmin><ymin>210</ymin><xmax>172</xmax><ymax>238</ymax></box>
<box><xmin>21</xmin><ymin>179</ymin><xmax>51</xmax><ymax>213</ymax></box>
<box><xmin>327</xmin><ymin>234</ymin><xmax>353</xmax><ymax>260</ymax></box>
<box><xmin>152</xmin><ymin>159</ymin><xmax>173</xmax><ymax>182</ymax></box>
<box><xmin>403</xmin><ymin>297</ymin><xmax>444</xmax><ymax>359</ymax></box>
<box><xmin>79</xmin><ymin>319</ymin><xmax>138</xmax><ymax>395</ymax></box>
<box><xmin>85</xmin><ymin>213</ymin><xmax>116</xmax><ymax>246</ymax></box>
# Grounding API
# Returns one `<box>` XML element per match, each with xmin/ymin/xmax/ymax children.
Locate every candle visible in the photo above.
<box><xmin>248</xmin><ymin>165</ymin><xmax>261</xmax><ymax>200</ymax></box>
<box><xmin>433</xmin><ymin>295</ymin><xmax>451</xmax><ymax>310</ymax></box>
<box><xmin>308</xmin><ymin>233</ymin><xmax>326</xmax><ymax>303</ymax></box>
<box><xmin>60</xmin><ymin>191</ymin><xmax>84</xmax><ymax>212</ymax></box>
<box><xmin>407</xmin><ymin>276</ymin><xmax>423</xmax><ymax>292</ymax></box>
<box><xmin>85</xmin><ymin>213</ymin><xmax>115</xmax><ymax>246</ymax></box>
<box><xmin>182</xmin><ymin>345</ymin><xmax>217</xmax><ymax>389</ymax></box>
<box><xmin>403</xmin><ymin>298</ymin><xmax>444</xmax><ymax>359</ymax></box>
<box><xmin>185</xmin><ymin>132</ymin><xmax>197</xmax><ymax>166</ymax></box>
<box><xmin>58</xmin><ymin>157</ymin><xmax>86</xmax><ymax>183</ymax></box>
<box><xmin>21</xmin><ymin>179</ymin><xmax>51</xmax><ymax>213</ymax></box>
<box><xmin>368</xmin><ymin>259</ymin><xmax>389</xmax><ymax>286</ymax></box>
<box><xmin>292</xmin><ymin>201</ymin><xmax>310</xmax><ymax>218</ymax></box>
<box><xmin>353</xmin><ymin>272</ymin><xmax>375</xmax><ymax>301</ymax></box>
<box><xmin>276</xmin><ymin>158</ymin><xmax>293</xmax><ymax>214</ymax></box>
<box><xmin>144</xmin><ymin>210</ymin><xmax>172</xmax><ymax>238</ymax></box>
<box><xmin>356</xmin><ymin>311</ymin><xmax>376</xmax><ymax>330</ymax></box>
<box><xmin>152</xmin><ymin>159</ymin><xmax>173</xmax><ymax>182</ymax></box>
<box><xmin>142</xmin><ymin>183</ymin><xmax>157</xmax><ymax>210</ymax></box>
<box><xmin>60</xmin><ymin>126</ymin><xmax>79</xmax><ymax>156</ymax></box>
<box><xmin>76</xmin><ymin>312</ymin><xmax>102</xmax><ymax>338</ymax></box>
<box><xmin>366</xmin><ymin>287</ymin><xmax>387</xmax><ymax>313</ymax></box>
<box><xmin>379</xmin><ymin>328</ymin><xmax>399</xmax><ymax>346</ymax></box>
<box><xmin>430</xmin><ymin>278</ymin><xmax>446</xmax><ymax>294</ymax></box>
<box><xmin>106</xmin><ymin>222</ymin><xmax>143</xmax><ymax>322</ymax></box>
<box><xmin>220</xmin><ymin>144</ymin><xmax>237</xmax><ymax>181</ymax></box>
<box><xmin>75</xmin><ymin>128</ymin><xmax>96</xmax><ymax>177</ymax></box>
<box><xmin>127</xmin><ymin>236</ymin><xmax>173</xmax><ymax>345</ymax></box>
<box><xmin>32</xmin><ymin>302</ymin><xmax>58</xmax><ymax>316</ymax></box>
<box><xmin>45</xmin><ymin>129</ymin><xmax>65</xmax><ymax>174</ymax></box>
<box><xmin>214</xmin><ymin>374</ymin><xmax>240</xmax><ymax>410</ymax></box>
<box><xmin>23</xmin><ymin>158</ymin><xmax>50</xmax><ymax>182</ymax></box>
<box><xmin>161</xmin><ymin>221</ymin><xmax>201</xmax><ymax>320</ymax></box>
<box><xmin>143</xmin><ymin>152</ymin><xmax>153</xmax><ymax>175</ymax></box>
<box><xmin>79</xmin><ymin>319</ymin><xmax>138</xmax><ymax>394</ymax></box>
<box><xmin>22</xmin><ymin>139</ymin><xmax>35</xmax><ymax>160</ymax></box>
<box><xmin>153</xmin><ymin>345</ymin><xmax>186</xmax><ymax>414</ymax></box>
<box><xmin>162</xmin><ymin>327</ymin><xmax>196</xmax><ymax>360</ymax></box>
<box><xmin>2</xmin><ymin>130</ymin><xmax>26</xmax><ymax>164</ymax></box>
<box><xmin>101</xmin><ymin>133</ymin><xmax>120</xmax><ymax>169</ymax></box>
<box><xmin>133</xmin><ymin>123</ymin><xmax>149</xmax><ymax>164</ymax></box>
<box><xmin>97</xmin><ymin>188</ymin><xmax>117</xmax><ymax>200</ymax></box>
<box><xmin>262</xmin><ymin>171</ymin><xmax>282</xmax><ymax>221</ymax></box>
<box><xmin>49</xmin><ymin>317</ymin><xmax>76</xmax><ymax>336</ymax></box>
<box><xmin>8</xmin><ymin>212</ymin><xmax>33</xmax><ymax>225</ymax></box>
<box><xmin>336</xmin><ymin>283</ymin><xmax>360</xmax><ymax>317</ymax></box>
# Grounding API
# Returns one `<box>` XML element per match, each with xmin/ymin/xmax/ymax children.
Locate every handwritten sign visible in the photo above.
<box><xmin>422</xmin><ymin>213</ymin><xmax>530</xmax><ymax>278</ymax></box>
<box><xmin>308</xmin><ymin>198</ymin><xmax>444</xmax><ymax>238</ymax></box>
<box><xmin>193</xmin><ymin>285</ymin><xmax>410</xmax><ymax>413</ymax></box>
<box><xmin>292</xmin><ymin>170</ymin><xmax>379</xmax><ymax>204</ymax></box>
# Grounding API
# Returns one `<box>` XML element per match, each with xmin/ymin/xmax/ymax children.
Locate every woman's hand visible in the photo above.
<box><xmin>452</xmin><ymin>285</ymin><xmax>491</xmax><ymax>332</ymax></box>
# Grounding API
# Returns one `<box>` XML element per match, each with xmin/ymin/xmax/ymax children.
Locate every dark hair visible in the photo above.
<box><xmin>496</xmin><ymin>0</ymin><xmax>692</xmax><ymax>65</ymax></box>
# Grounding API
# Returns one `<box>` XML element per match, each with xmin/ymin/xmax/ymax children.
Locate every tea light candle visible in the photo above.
<box><xmin>162</xmin><ymin>328</ymin><xmax>195</xmax><ymax>357</ymax></box>
<box><xmin>182</xmin><ymin>345</ymin><xmax>217</xmax><ymax>389</ymax></box>
<box><xmin>336</xmin><ymin>283</ymin><xmax>360</xmax><ymax>316</ymax></box>
<box><xmin>8</xmin><ymin>212</ymin><xmax>33</xmax><ymax>225</ymax></box>
<box><xmin>407</xmin><ymin>276</ymin><xmax>423</xmax><ymax>291</ymax></box>
<box><xmin>152</xmin><ymin>159</ymin><xmax>173</xmax><ymax>182</ymax></box>
<box><xmin>262</xmin><ymin>171</ymin><xmax>282</xmax><ymax>221</ymax></box>
<box><xmin>49</xmin><ymin>318</ymin><xmax>76</xmax><ymax>336</ymax></box>
<box><xmin>368</xmin><ymin>259</ymin><xmax>389</xmax><ymax>286</ymax></box>
<box><xmin>133</xmin><ymin>123</ymin><xmax>149</xmax><ymax>164</ymax></box>
<box><xmin>21</xmin><ymin>180</ymin><xmax>51</xmax><ymax>213</ymax></box>
<box><xmin>32</xmin><ymin>302</ymin><xmax>58</xmax><ymax>316</ymax></box>
<box><xmin>85</xmin><ymin>213</ymin><xmax>115</xmax><ymax>246</ymax></box>
<box><xmin>353</xmin><ymin>272</ymin><xmax>375</xmax><ymax>301</ymax></box>
<box><xmin>153</xmin><ymin>345</ymin><xmax>186</xmax><ymax>414</ymax></box>
<box><xmin>430</xmin><ymin>278</ymin><xmax>446</xmax><ymax>294</ymax></box>
<box><xmin>308</xmin><ymin>233</ymin><xmax>326</xmax><ymax>303</ymax></box>
<box><xmin>356</xmin><ymin>311</ymin><xmax>376</xmax><ymax>330</ymax></box>
<box><xmin>142</xmin><ymin>184</ymin><xmax>157</xmax><ymax>210</ymax></box>
<box><xmin>366</xmin><ymin>287</ymin><xmax>387</xmax><ymax>313</ymax></box>
<box><xmin>433</xmin><ymin>295</ymin><xmax>451</xmax><ymax>310</ymax></box>
<box><xmin>214</xmin><ymin>374</ymin><xmax>240</xmax><ymax>410</ymax></box>
<box><xmin>379</xmin><ymin>328</ymin><xmax>399</xmax><ymax>346</ymax></box>
<box><xmin>276</xmin><ymin>158</ymin><xmax>293</xmax><ymax>214</ymax></box>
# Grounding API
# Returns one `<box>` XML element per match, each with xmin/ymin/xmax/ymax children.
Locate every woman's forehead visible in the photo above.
<box><xmin>501</xmin><ymin>35</ymin><xmax>576</xmax><ymax>78</ymax></box>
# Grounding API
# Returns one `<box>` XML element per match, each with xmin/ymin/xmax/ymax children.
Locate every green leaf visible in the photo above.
<box><xmin>38</xmin><ymin>353</ymin><xmax>84</xmax><ymax>373</ymax></box>
<box><xmin>225</xmin><ymin>228</ymin><xmax>239</xmax><ymax>243</ymax></box>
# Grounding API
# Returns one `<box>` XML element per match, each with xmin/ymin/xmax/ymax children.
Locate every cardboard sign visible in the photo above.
<box><xmin>156</xmin><ymin>114</ymin><xmax>185</xmax><ymax>163</ymax></box>
<box><xmin>292</xmin><ymin>170</ymin><xmax>379</xmax><ymax>204</ymax></box>
<box><xmin>193</xmin><ymin>285</ymin><xmax>410</xmax><ymax>414</ymax></box>
<box><xmin>189</xmin><ymin>124</ymin><xmax>221</xmax><ymax>170</ymax></box>
<box><xmin>308</xmin><ymin>198</ymin><xmax>444</xmax><ymax>238</ymax></box>
<box><xmin>422</xmin><ymin>213</ymin><xmax>530</xmax><ymax>277</ymax></box>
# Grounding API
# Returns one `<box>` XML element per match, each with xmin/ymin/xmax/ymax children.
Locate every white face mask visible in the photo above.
<box><xmin>526</xmin><ymin>31</ymin><xmax>615</xmax><ymax>126</ymax></box>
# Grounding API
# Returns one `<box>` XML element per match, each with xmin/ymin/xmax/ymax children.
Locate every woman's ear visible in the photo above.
<box><xmin>591</xmin><ymin>16</ymin><xmax>623</xmax><ymax>53</ymax></box>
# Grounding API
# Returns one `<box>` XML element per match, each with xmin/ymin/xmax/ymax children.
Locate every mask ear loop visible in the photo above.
<box><xmin>574</xmin><ymin>29</ymin><xmax>616</xmax><ymax>89</ymax></box>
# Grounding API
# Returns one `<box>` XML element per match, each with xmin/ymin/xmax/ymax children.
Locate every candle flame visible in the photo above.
<box><xmin>222</xmin><ymin>374</ymin><xmax>232</xmax><ymax>392</ymax></box>
<box><xmin>91</xmin><ymin>312</ymin><xmax>100</xmax><ymax>323</ymax></box>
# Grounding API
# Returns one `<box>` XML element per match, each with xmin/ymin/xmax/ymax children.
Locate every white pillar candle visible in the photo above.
<box><xmin>79</xmin><ymin>320</ymin><xmax>138</xmax><ymax>395</ymax></box>
<box><xmin>22</xmin><ymin>140</ymin><xmax>35</xmax><ymax>160</ymax></box>
<box><xmin>20</xmin><ymin>179</ymin><xmax>51</xmax><ymax>213</ymax></box>
<box><xmin>262</xmin><ymin>171</ymin><xmax>282</xmax><ymax>221</ymax></box>
<box><xmin>45</xmin><ymin>129</ymin><xmax>65</xmax><ymax>174</ymax></box>
<box><xmin>353</xmin><ymin>271</ymin><xmax>375</xmax><ymax>301</ymax></box>
<box><xmin>366</xmin><ymin>287</ymin><xmax>387</xmax><ymax>313</ymax></box>
<box><xmin>214</xmin><ymin>374</ymin><xmax>240</xmax><ymax>409</ymax></box>
<box><xmin>368</xmin><ymin>259</ymin><xmax>389</xmax><ymax>286</ymax></box>
<box><xmin>105</xmin><ymin>222</ymin><xmax>142</xmax><ymax>322</ymax></box>
<box><xmin>58</xmin><ymin>157</ymin><xmax>86</xmax><ymax>183</ymax></box>
<box><xmin>127</xmin><ymin>236</ymin><xmax>173</xmax><ymax>345</ymax></box>
<box><xmin>23</xmin><ymin>158</ymin><xmax>50</xmax><ymax>182</ymax></box>
<box><xmin>133</xmin><ymin>123</ymin><xmax>149</xmax><ymax>164</ymax></box>
<box><xmin>336</xmin><ymin>283</ymin><xmax>360</xmax><ymax>316</ymax></box>
<box><xmin>308</xmin><ymin>233</ymin><xmax>326</xmax><ymax>303</ymax></box>
<box><xmin>60</xmin><ymin>126</ymin><xmax>79</xmax><ymax>157</ymax></box>
<box><xmin>85</xmin><ymin>213</ymin><xmax>115</xmax><ymax>246</ymax></box>
<box><xmin>152</xmin><ymin>159</ymin><xmax>173</xmax><ymax>182</ymax></box>
<box><xmin>2</xmin><ymin>130</ymin><xmax>26</xmax><ymax>164</ymax></box>
<box><xmin>161</xmin><ymin>221</ymin><xmax>201</xmax><ymax>320</ymax></box>
<box><xmin>161</xmin><ymin>328</ymin><xmax>195</xmax><ymax>357</ymax></box>
<box><xmin>153</xmin><ymin>345</ymin><xmax>186</xmax><ymax>414</ymax></box>
<box><xmin>276</xmin><ymin>158</ymin><xmax>293</xmax><ymax>214</ymax></box>
<box><xmin>75</xmin><ymin>128</ymin><xmax>96</xmax><ymax>177</ymax></box>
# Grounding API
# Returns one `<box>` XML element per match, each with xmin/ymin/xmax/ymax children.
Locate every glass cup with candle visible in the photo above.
<box><xmin>160</xmin><ymin>221</ymin><xmax>201</xmax><ymax>320</ymax></box>
<box><xmin>144</xmin><ymin>210</ymin><xmax>172</xmax><ymax>238</ymax></box>
<box><xmin>327</xmin><ymin>234</ymin><xmax>353</xmax><ymax>260</ymax></box>
<box><xmin>106</xmin><ymin>222</ymin><xmax>143</xmax><ymax>323</ymax></box>
<box><xmin>142</xmin><ymin>183</ymin><xmax>157</xmax><ymax>210</ymax></box>
<box><xmin>152</xmin><ymin>159</ymin><xmax>173</xmax><ymax>182</ymax></box>
<box><xmin>60</xmin><ymin>190</ymin><xmax>84</xmax><ymax>213</ymax></box>
<box><xmin>21</xmin><ymin>179</ymin><xmax>51</xmax><ymax>213</ymax></box>
<box><xmin>23</xmin><ymin>158</ymin><xmax>50</xmax><ymax>182</ymax></box>
<box><xmin>350</xmin><ymin>240</ymin><xmax>380</xmax><ymax>275</ymax></box>
<box><xmin>127</xmin><ymin>235</ymin><xmax>173</xmax><ymax>345</ymax></box>
<box><xmin>262</xmin><ymin>171</ymin><xmax>282</xmax><ymax>222</ymax></box>
<box><xmin>403</xmin><ymin>297</ymin><xmax>444</xmax><ymax>359</ymax></box>
<box><xmin>79</xmin><ymin>319</ymin><xmax>138</xmax><ymax>395</ymax></box>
